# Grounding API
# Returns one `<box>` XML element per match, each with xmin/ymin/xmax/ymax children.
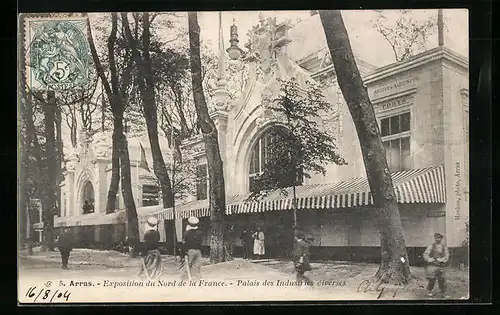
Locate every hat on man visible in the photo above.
<box><xmin>434</xmin><ymin>232</ymin><xmax>444</xmax><ymax>239</ymax></box>
<box><xmin>187</xmin><ymin>216</ymin><xmax>199</xmax><ymax>226</ymax></box>
<box><xmin>147</xmin><ymin>217</ymin><xmax>158</xmax><ymax>227</ymax></box>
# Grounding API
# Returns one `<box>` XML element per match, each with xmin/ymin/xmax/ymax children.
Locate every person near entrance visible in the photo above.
<box><xmin>82</xmin><ymin>200</ymin><xmax>94</xmax><ymax>214</ymax></box>
<box><xmin>137</xmin><ymin>217</ymin><xmax>162</xmax><ymax>280</ymax></box>
<box><xmin>240</xmin><ymin>228</ymin><xmax>253</xmax><ymax>259</ymax></box>
<box><xmin>423</xmin><ymin>232</ymin><xmax>450</xmax><ymax>298</ymax></box>
<box><xmin>293</xmin><ymin>231</ymin><xmax>313</xmax><ymax>287</ymax></box>
<box><xmin>252</xmin><ymin>227</ymin><xmax>265</xmax><ymax>259</ymax></box>
<box><xmin>224</xmin><ymin>224</ymin><xmax>236</xmax><ymax>260</ymax></box>
<box><xmin>181</xmin><ymin>216</ymin><xmax>203</xmax><ymax>281</ymax></box>
<box><xmin>56</xmin><ymin>228</ymin><xmax>74</xmax><ymax>270</ymax></box>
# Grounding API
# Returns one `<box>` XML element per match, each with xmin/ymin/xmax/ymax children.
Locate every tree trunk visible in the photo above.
<box><xmin>117</xmin><ymin>122</ymin><xmax>140</xmax><ymax>258</ymax></box>
<box><xmin>87</xmin><ymin>13</ymin><xmax>121</xmax><ymax>215</ymax></box>
<box><xmin>23</xmin><ymin>92</ymin><xmax>39</xmax><ymax>255</ymax></box>
<box><xmin>55</xmin><ymin>106</ymin><xmax>63</xmax><ymax>217</ymax></box>
<box><xmin>41</xmin><ymin>91</ymin><xmax>57</xmax><ymax>252</ymax></box>
<box><xmin>205</xmin><ymin>132</ymin><xmax>226</xmax><ymax>264</ymax></box>
<box><xmin>122</xmin><ymin>12</ymin><xmax>175</xmax><ymax>209</ymax></box>
<box><xmin>145</xmin><ymin>115</ymin><xmax>175</xmax><ymax>209</ymax></box>
<box><xmin>319</xmin><ymin>10</ymin><xmax>411</xmax><ymax>284</ymax></box>
<box><xmin>19</xmin><ymin>111</ymin><xmax>27</xmax><ymax>250</ymax></box>
<box><xmin>106</xmin><ymin>124</ymin><xmax>121</xmax><ymax>214</ymax></box>
<box><xmin>188</xmin><ymin>12</ymin><xmax>226</xmax><ymax>264</ymax></box>
<box><xmin>27</xmin><ymin>205</ymin><xmax>34</xmax><ymax>255</ymax></box>
<box><xmin>70</xmin><ymin>113</ymin><xmax>77</xmax><ymax>148</ymax></box>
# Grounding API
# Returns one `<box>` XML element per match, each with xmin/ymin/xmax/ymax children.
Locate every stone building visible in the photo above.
<box><xmin>34</xmin><ymin>131</ymin><xmax>173</xmax><ymax>247</ymax></box>
<box><xmin>40</xmin><ymin>12</ymin><xmax>468</xmax><ymax>265</ymax></box>
<box><xmin>141</xmin><ymin>13</ymin><xmax>469</xmax><ymax>265</ymax></box>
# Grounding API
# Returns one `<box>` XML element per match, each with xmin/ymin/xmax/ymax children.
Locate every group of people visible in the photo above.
<box><xmin>135</xmin><ymin>216</ymin><xmax>204</xmax><ymax>281</ymax></box>
<box><xmin>289</xmin><ymin>231</ymin><xmax>452</xmax><ymax>296</ymax></box>
<box><xmin>54</xmin><ymin>220</ymin><xmax>452</xmax><ymax>298</ymax></box>
<box><xmin>240</xmin><ymin>227</ymin><xmax>266</xmax><ymax>260</ymax></box>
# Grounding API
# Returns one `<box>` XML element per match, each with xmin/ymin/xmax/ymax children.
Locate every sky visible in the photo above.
<box><xmin>197</xmin><ymin>9</ymin><xmax>468</xmax><ymax>67</ymax></box>
<box><xmin>198</xmin><ymin>11</ymin><xmax>310</xmax><ymax>49</ymax></box>
<box><xmin>87</xmin><ymin>10</ymin><xmax>468</xmax><ymax>70</ymax></box>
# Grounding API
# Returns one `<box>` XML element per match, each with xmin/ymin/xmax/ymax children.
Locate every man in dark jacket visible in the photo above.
<box><xmin>137</xmin><ymin>217</ymin><xmax>162</xmax><ymax>280</ymax></box>
<box><xmin>240</xmin><ymin>228</ymin><xmax>253</xmax><ymax>259</ymax></box>
<box><xmin>293</xmin><ymin>231</ymin><xmax>313</xmax><ymax>287</ymax></box>
<box><xmin>56</xmin><ymin>228</ymin><xmax>74</xmax><ymax>269</ymax></box>
<box><xmin>182</xmin><ymin>216</ymin><xmax>203</xmax><ymax>281</ymax></box>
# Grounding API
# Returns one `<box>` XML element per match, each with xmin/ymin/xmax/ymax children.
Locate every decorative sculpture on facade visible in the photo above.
<box><xmin>460</xmin><ymin>88</ymin><xmax>469</xmax><ymax>107</ymax></box>
<box><xmin>93</xmin><ymin>132</ymin><xmax>111</xmax><ymax>159</ymax></box>
<box><xmin>244</xmin><ymin>15</ymin><xmax>292</xmax><ymax>85</ymax></box>
<box><xmin>241</xmin><ymin>14</ymin><xmax>295</xmax><ymax>116</ymax></box>
<box><xmin>65</xmin><ymin>148</ymin><xmax>79</xmax><ymax>172</ymax></box>
<box><xmin>78</xmin><ymin>128</ymin><xmax>92</xmax><ymax>153</ymax></box>
<box><xmin>319</xmin><ymin>86</ymin><xmax>343</xmax><ymax>143</ymax></box>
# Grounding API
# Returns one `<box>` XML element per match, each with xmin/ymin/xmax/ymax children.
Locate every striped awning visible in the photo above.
<box><xmin>144</xmin><ymin>165</ymin><xmax>446</xmax><ymax>220</ymax></box>
<box><xmin>41</xmin><ymin>205</ymin><xmax>168</xmax><ymax>228</ymax></box>
<box><xmin>140</xmin><ymin>195</ymin><xmax>244</xmax><ymax>221</ymax></box>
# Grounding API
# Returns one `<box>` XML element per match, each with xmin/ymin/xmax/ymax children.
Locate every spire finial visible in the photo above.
<box><xmin>217</xmin><ymin>11</ymin><xmax>225</xmax><ymax>80</ymax></box>
<box><xmin>259</xmin><ymin>12</ymin><xmax>265</xmax><ymax>23</ymax></box>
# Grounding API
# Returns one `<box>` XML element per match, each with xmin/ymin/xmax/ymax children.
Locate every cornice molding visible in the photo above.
<box><xmin>363</xmin><ymin>47</ymin><xmax>468</xmax><ymax>84</ymax></box>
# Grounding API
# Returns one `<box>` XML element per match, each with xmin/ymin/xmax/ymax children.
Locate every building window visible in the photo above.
<box><xmin>196</xmin><ymin>164</ymin><xmax>208</xmax><ymax>200</ymax></box>
<box><xmin>248</xmin><ymin>126</ymin><xmax>303</xmax><ymax>192</ymax></box>
<box><xmin>142</xmin><ymin>185</ymin><xmax>160</xmax><ymax>206</ymax></box>
<box><xmin>380</xmin><ymin>112</ymin><xmax>411</xmax><ymax>172</ymax></box>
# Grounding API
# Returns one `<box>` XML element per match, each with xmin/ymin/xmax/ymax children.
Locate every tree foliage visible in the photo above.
<box><xmin>251</xmin><ymin>78</ymin><xmax>346</xmax><ymax>197</ymax></box>
<box><xmin>372</xmin><ymin>10</ymin><xmax>437</xmax><ymax>62</ymax></box>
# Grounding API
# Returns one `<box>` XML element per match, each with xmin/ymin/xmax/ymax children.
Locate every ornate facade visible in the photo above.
<box><xmin>152</xmin><ymin>14</ymin><xmax>469</xmax><ymax>263</ymax></box>
<box><xmin>42</xmin><ymin>13</ymin><xmax>469</xmax><ymax>264</ymax></box>
<box><xmin>34</xmin><ymin>130</ymin><xmax>172</xmax><ymax>244</ymax></box>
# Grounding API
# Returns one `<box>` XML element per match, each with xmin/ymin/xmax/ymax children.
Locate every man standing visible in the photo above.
<box><xmin>224</xmin><ymin>224</ymin><xmax>236</xmax><ymax>259</ymax></box>
<box><xmin>240</xmin><ymin>228</ymin><xmax>253</xmax><ymax>260</ymax></box>
<box><xmin>56</xmin><ymin>228</ymin><xmax>74</xmax><ymax>270</ymax></box>
<box><xmin>293</xmin><ymin>231</ymin><xmax>313</xmax><ymax>288</ymax></box>
<box><xmin>182</xmin><ymin>216</ymin><xmax>203</xmax><ymax>281</ymax></box>
<box><xmin>423</xmin><ymin>232</ymin><xmax>450</xmax><ymax>298</ymax></box>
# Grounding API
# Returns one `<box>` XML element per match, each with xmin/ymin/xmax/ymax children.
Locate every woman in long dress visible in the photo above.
<box><xmin>252</xmin><ymin>227</ymin><xmax>265</xmax><ymax>259</ymax></box>
<box><xmin>137</xmin><ymin>217</ymin><xmax>163</xmax><ymax>280</ymax></box>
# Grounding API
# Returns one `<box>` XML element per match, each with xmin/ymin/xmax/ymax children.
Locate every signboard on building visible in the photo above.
<box><xmin>374</xmin><ymin>95</ymin><xmax>414</xmax><ymax>112</ymax></box>
<box><xmin>369</xmin><ymin>77</ymin><xmax>419</xmax><ymax>100</ymax></box>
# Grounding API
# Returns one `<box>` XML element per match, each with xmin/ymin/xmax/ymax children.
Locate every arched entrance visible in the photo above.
<box><xmin>81</xmin><ymin>181</ymin><xmax>95</xmax><ymax>214</ymax></box>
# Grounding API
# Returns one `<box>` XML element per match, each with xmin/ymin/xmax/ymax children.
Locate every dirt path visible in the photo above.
<box><xmin>18</xmin><ymin>249</ymin><xmax>469</xmax><ymax>302</ymax></box>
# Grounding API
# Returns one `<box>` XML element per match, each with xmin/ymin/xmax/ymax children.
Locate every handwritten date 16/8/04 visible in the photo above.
<box><xmin>25</xmin><ymin>286</ymin><xmax>71</xmax><ymax>303</ymax></box>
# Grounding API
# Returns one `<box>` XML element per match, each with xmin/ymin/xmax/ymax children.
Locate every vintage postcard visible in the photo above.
<box><xmin>18</xmin><ymin>9</ymin><xmax>469</xmax><ymax>303</ymax></box>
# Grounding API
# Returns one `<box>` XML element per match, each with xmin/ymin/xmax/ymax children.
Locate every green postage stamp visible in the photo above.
<box><xmin>22</xmin><ymin>15</ymin><xmax>91</xmax><ymax>91</ymax></box>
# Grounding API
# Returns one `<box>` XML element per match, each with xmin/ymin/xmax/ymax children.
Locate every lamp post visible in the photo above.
<box><xmin>226</xmin><ymin>19</ymin><xmax>244</xmax><ymax>61</ymax></box>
